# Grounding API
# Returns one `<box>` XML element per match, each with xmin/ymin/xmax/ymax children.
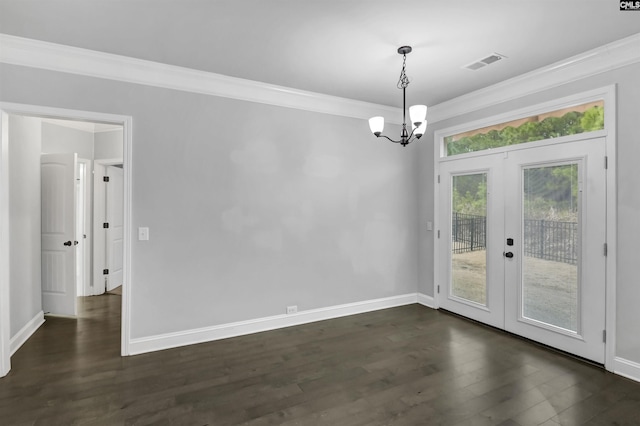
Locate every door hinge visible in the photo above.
<box><xmin>604</xmin><ymin>243</ymin><xmax>608</xmax><ymax>256</ymax></box>
<box><xmin>103</xmin><ymin>269</ymin><xmax>109</xmax><ymax>275</ymax></box>
<box><xmin>103</xmin><ymin>176</ymin><xmax>110</xmax><ymax>182</ymax></box>
<box><xmin>437</xmin><ymin>285</ymin><xmax>440</xmax><ymax>294</ymax></box>
<box><xmin>604</xmin><ymin>156</ymin><xmax>608</xmax><ymax>169</ymax></box>
<box><xmin>437</xmin><ymin>175</ymin><xmax>440</xmax><ymax>184</ymax></box>
<box><xmin>603</xmin><ymin>329</ymin><xmax>607</xmax><ymax>343</ymax></box>
<box><xmin>103</xmin><ymin>222</ymin><xmax>109</xmax><ymax>229</ymax></box>
<box><xmin>437</xmin><ymin>230</ymin><xmax>440</xmax><ymax>239</ymax></box>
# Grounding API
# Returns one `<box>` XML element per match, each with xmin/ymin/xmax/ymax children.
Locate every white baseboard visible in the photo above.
<box><xmin>417</xmin><ymin>293</ymin><xmax>435</xmax><ymax>308</ymax></box>
<box><xmin>129</xmin><ymin>293</ymin><xmax>419</xmax><ymax>355</ymax></box>
<box><xmin>10</xmin><ymin>311</ymin><xmax>44</xmax><ymax>355</ymax></box>
<box><xmin>613</xmin><ymin>357</ymin><xmax>640</xmax><ymax>383</ymax></box>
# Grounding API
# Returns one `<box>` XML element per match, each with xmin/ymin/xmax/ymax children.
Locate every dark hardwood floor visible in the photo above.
<box><xmin>2</xmin><ymin>295</ymin><xmax>639</xmax><ymax>425</ymax></box>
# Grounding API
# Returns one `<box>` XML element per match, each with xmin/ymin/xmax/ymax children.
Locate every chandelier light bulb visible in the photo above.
<box><xmin>369</xmin><ymin>116</ymin><xmax>384</xmax><ymax>136</ymax></box>
<box><xmin>409</xmin><ymin>105</ymin><xmax>427</xmax><ymax>127</ymax></box>
<box><xmin>413</xmin><ymin>121</ymin><xmax>427</xmax><ymax>137</ymax></box>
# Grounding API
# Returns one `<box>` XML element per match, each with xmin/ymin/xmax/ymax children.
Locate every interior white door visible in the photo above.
<box><xmin>41</xmin><ymin>153</ymin><xmax>77</xmax><ymax>316</ymax></box>
<box><xmin>503</xmin><ymin>138</ymin><xmax>606</xmax><ymax>363</ymax></box>
<box><xmin>439</xmin><ymin>137</ymin><xmax>607</xmax><ymax>363</ymax></box>
<box><xmin>106</xmin><ymin>166</ymin><xmax>124</xmax><ymax>291</ymax></box>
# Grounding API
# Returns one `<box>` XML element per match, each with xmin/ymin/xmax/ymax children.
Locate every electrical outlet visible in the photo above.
<box><xmin>286</xmin><ymin>305</ymin><xmax>298</xmax><ymax>315</ymax></box>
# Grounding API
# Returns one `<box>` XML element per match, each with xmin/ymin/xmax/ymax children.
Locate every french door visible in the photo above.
<box><xmin>438</xmin><ymin>137</ymin><xmax>606</xmax><ymax>363</ymax></box>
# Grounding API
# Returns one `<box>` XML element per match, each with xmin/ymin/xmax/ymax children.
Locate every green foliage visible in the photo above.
<box><xmin>523</xmin><ymin>165</ymin><xmax>578</xmax><ymax>221</ymax></box>
<box><xmin>580</xmin><ymin>105</ymin><xmax>604</xmax><ymax>131</ymax></box>
<box><xmin>452</xmin><ymin>174</ymin><xmax>487</xmax><ymax>216</ymax></box>
<box><xmin>451</xmin><ymin>165</ymin><xmax>579</xmax><ymax>222</ymax></box>
<box><xmin>446</xmin><ymin>106</ymin><xmax>604</xmax><ymax>156</ymax></box>
<box><xmin>446</xmin><ymin>105</ymin><xmax>600</xmax><ymax>221</ymax></box>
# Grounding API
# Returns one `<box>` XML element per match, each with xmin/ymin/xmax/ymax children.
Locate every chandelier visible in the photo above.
<box><xmin>368</xmin><ymin>46</ymin><xmax>427</xmax><ymax>147</ymax></box>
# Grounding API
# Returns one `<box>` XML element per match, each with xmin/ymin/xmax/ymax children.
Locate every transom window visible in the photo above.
<box><xmin>445</xmin><ymin>100</ymin><xmax>604</xmax><ymax>156</ymax></box>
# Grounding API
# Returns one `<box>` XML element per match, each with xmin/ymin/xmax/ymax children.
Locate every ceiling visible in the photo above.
<box><xmin>0</xmin><ymin>1</ymin><xmax>638</xmax><ymax>108</ymax></box>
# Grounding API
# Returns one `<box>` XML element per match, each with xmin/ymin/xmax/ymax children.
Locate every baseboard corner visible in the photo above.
<box><xmin>417</xmin><ymin>293</ymin><xmax>435</xmax><ymax>309</ymax></box>
<box><xmin>10</xmin><ymin>311</ymin><xmax>45</xmax><ymax>356</ymax></box>
<box><xmin>613</xmin><ymin>356</ymin><xmax>640</xmax><ymax>383</ymax></box>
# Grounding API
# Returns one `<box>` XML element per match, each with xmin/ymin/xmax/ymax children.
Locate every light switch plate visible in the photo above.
<box><xmin>138</xmin><ymin>227</ymin><xmax>149</xmax><ymax>241</ymax></box>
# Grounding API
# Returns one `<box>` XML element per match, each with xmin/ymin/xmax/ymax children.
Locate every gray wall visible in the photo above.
<box><xmin>41</xmin><ymin>122</ymin><xmax>94</xmax><ymax>159</ymax></box>
<box><xmin>0</xmin><ymin>63</ymin><xmax>418</xmax><ymax>339</ymax></box>
<box><xmin>8</xmin><ymin>115</ymin><xmax>42</xmax><ymax>338</ymax></box>
<box><xmin>418</xmin><ymin>62</ymin><xmax>640</xmax><ymax>364</ymax></box>
<box><xmin>4</xmin><ymin>53</ymin><xmax>637</xmax><ymax>366</ymax></box>
<box><xmin>94</xmin><ymin>130</ymin><xmax>123</xmax><ymax>160</ymax></box>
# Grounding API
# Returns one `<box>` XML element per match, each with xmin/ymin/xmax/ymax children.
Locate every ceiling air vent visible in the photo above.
<box><xmin>463</xmin><ymin>52</ymin><xmax>507</xmax><ymax>71</ymax></box>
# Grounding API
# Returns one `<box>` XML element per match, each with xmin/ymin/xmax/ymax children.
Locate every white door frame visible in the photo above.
<box><xmin>76</xmin><ymin>158</ymin><xmax>92</xmax><ymax>297</ymax></box>
<box><xmin>93</xmin><ymin>160</ymin><xmax>124</xmax><ymax>296</ymax></box>
<box><xmin>433</xmin><ymin>86</ymin><xmax>617</xmax><ymax>371</ymax></box>
<box><xmin>0</xmin><ymin>102</ymin><xmax>133</xmax><ymax>377</ymax></box>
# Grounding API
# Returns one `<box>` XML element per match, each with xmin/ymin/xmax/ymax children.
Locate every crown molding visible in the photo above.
<box><xmin>429</xmin><ymin>32</ymin><xmax>640</xmax><ymax>123</ymax></box>
<box><xmin>2</xmin><ymin>33</ymin><xmax>638</xmax><ymax>127</ymax></box>
<box><xmin>0</xmin><ymin>34</ymin><xmax>402</xmax><ymax>124</ymax></box>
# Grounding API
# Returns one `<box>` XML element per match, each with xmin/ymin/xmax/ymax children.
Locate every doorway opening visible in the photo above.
<box><xmin>39</xmin><ymin>118</ymin><xmax>124</xmax><ymax>317</ymax></box>
<box><xmin>0</xmin><ymin>104</ymin><xmax>132</xmax><ymax>377</ymax></box>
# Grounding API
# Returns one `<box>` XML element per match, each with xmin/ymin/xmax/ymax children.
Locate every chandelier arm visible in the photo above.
<box><xmin>406</xmin><ymin>125</ymin><xmax>417</xmax><ymax>140</ymax></box>
<box><xmin>377</xmin><ymin>122</ymin><xmax>421</xmax><ymax>145</ymax></box>
<box><xmin>376</xmin><ymin>134</ymin><xmax>403</xmax><ymax>144</ymax></box>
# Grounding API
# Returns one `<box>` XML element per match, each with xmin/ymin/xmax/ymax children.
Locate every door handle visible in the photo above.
<box><xmin>63</xmin><ymin>241</ymin><xmax>72</xmax><ymax>246</ymax></box>
<box><xmin>504</xmin><ymin>251</ymin><xmax>514</xmax><ymax>258</ymax></box>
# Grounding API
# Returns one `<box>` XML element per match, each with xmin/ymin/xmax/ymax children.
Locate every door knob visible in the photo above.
<box><xmin>504</xmin><ymin>251</ymin><xmax>514</xmax><ymax>258</ymax></box>
<box><xmin>63</xmin><ymin>241</ymin><xmax>72</xmax><ymax>246</ymax></box>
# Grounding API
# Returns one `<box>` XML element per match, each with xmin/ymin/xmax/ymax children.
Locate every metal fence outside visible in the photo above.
<box><xmin>451</xmin><ymin>212</ymin><xmax>578</xmax><ymax>265</ymax></box>
<box><xmin>523</xmin><ymin>219</ymin><xmax>578</xmax><ymax>265</ymax></box>
<box><xmin>451</xmin><ymin>212</ymin><xmax>487</xmax><ymax>254</ymax></box>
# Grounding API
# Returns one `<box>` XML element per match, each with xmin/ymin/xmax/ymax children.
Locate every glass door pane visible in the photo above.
<box><xmin>451</xmin><ymin>173</ymin><xmax>488</xmax><ymax>305</ymax></box>
<box><xmin>521</xmin><ymin>164</ymin><xmax>579</xmax><ymax>331</ymax></box>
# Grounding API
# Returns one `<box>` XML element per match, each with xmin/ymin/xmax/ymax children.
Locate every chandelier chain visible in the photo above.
<box><xmin>397</xmin><ymin>53</ymin><xmax>410</xmax><ymax>90</ymax></box>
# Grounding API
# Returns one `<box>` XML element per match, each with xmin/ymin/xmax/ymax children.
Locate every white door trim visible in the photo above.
<box><xmin>433</xmin><ymin>85</ymin><xmax>617</xmax><ymax>372</ymax></box>
<box><xmin>0</xmin><ymin>102</ymin><xmax>133</xmax><ymax>377</ymax></box>
<box><xmin>602</xmin><ymin>87</ymin><xmax>617</xmax><ymax>372</ymax></box>
<box><xmin>76</xmin><ymin>158</ymin><xmax>92</xmax><ymax>297</ymax></box>
<box><xmin>0</xmin><ymin>112</ymin><xmax>11</xmax><ymax>377</ymax></box>
<box><xmin>95</xmin><ymin>158</ymin><xmax>124</xmax><ymax>166</ymax></box>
